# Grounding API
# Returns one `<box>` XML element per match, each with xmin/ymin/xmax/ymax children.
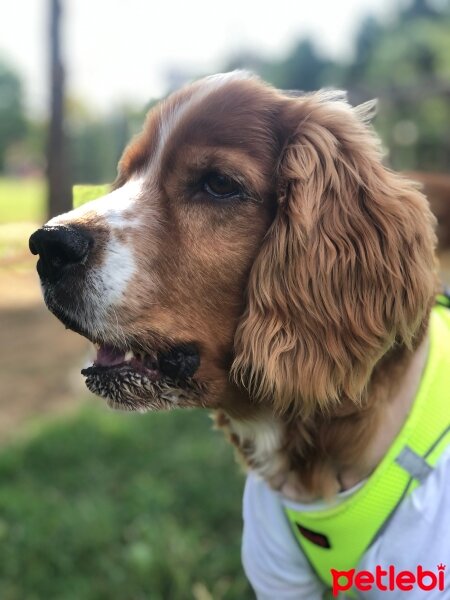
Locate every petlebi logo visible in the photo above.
<box><xmin>331</xmin><ymin>564</ymin><xmax>446</xmax><ymax>597</ymax></box>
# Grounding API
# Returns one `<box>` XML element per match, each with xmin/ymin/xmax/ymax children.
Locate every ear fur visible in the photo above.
<box><xmin>232</xmin><ymin>92</ymin><xmax>437</xmax><ymax>416</ymax></box>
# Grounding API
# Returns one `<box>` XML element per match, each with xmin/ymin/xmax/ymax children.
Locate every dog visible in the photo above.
<box><xmin>30</xmin><ymin>72</ymin><xmax>450</xmax><ymax>599</ymax></box>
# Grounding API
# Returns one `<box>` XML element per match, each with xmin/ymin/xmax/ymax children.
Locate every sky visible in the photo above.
<box><xmin>1</xmin><ymin>0</ymin><xmax>394</xmax><ymax>117</ymax></box>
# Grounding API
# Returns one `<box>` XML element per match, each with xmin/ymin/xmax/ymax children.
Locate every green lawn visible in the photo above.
<box><xmin>0</xmin><ymin>405</ymin><xmax>252</xmax><ymax>600</ymax></box>
<box><xmin>0</xmin><ymin>178</ymin><xmax>46</xmax><ymax>224</ymax></box>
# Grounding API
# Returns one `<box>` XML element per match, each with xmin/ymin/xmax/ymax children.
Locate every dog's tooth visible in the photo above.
<box><xmin>124</xmin><ymin>350</ymin><xmax>134</xmax><ymax>362</ymax></box>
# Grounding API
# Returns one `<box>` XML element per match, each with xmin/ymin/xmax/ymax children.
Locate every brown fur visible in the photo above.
<box><xmin>120</xmin><ymin>76</ymin><xmax>438</xmax><ymax>495</ymax></box>
<box><xmin>49</xmin><ymin>74</ymin><xmax>440</xmax><ymax>497</ymax></box>
<box><xmin>232</xmin><ymin>94</ymin><xmax>437</xmax><ymax>418</ymax></box>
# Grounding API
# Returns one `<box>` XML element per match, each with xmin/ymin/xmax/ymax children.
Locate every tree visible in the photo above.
<box><xmin>350</xmin><ymin>7</ymin><xmax>450</xmax><ymax>170</ymax></box>
<box><xmin>402</xmin><ymin>0</ymin><xmax>440</xmax><ymax>20</ymax></box>
<box><xmin>47</xmin><ymin>0</ymin><xmax>71</xmax><ymax>218</ymax></box>
<box><xmin>262</xmin><ymin>40</ymin><xmax>334</xmax><ymax>92</ymax></box>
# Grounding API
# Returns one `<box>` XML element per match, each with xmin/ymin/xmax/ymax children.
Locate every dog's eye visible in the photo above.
<box><xmin>202</xmin><ymin>173</ymin><xmax>241</xmax><ymax>199</ymax></box>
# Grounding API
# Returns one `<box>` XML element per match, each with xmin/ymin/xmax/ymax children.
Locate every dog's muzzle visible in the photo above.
<box><xmin>29</xmin><ymin>224</ymin><xmax>203</xmax><ymax>411</ymax></box>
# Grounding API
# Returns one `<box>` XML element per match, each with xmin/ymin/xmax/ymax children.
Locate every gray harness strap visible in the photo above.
<box><xmin>395</xmin><ymin>445</ymin><xmax>433</xmax><ymax>482</ymax></box>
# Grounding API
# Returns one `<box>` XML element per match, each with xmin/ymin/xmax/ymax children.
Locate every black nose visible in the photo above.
<box><xmin>29</xmin><ymin>225</ymin><xmax>92</xmax><ymax>283</ymax></box>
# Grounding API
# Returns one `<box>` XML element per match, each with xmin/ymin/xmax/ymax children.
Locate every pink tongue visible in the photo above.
<box><xmin>95</xmin><ymin>345</ymin><xmax>126</xmax><ymax>367</ymax></box>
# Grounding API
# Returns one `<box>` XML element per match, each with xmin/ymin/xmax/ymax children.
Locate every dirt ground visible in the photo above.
<box><xmin>0</xmin><ymin>243</ymin><xmax>91</xmax><ymax>442</ymax></box>
<box><xmin>1</xmin><ymin>224</ymin><xmax>449</xmax><ymax>444</ymax></box>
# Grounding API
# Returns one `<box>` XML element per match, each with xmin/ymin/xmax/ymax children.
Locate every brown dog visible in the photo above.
<box><xmin>30</xmin><ymin>73</ymin><xmax>449</xmax><ymax>598</ymax></box>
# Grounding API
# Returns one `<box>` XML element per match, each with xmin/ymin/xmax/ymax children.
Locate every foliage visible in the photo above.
<box><xmin>0</xmin><ymin>60</ymin><xmax>27</xmax><ymax>171</ymax></box>
<box><xmin>69</xmin><ymin>113</ymin><xmax>126</xmax><ymax>185</ymax></box>
<box><xmin>68</xmin><ymin>101</ymin><xmax>150</xmax><ymax>185</ymax></box>
<box><xmin>345</xmin><ymin>5</ymin><xmax>450</xmax><ymax>170</ymax></box>
<box><xmin>225</xmin><ymin>0</ymin><xmax>450</xmax><ymax>173</ymax></box>
<box><xmin>0</xmin><ymin>177</ymin><xmax>46</xmax><ymax>224</ymax></box>
<box><xmin>0</xmin><ymin>405</ymin><xmax>252</xmax><ymax>600</ymax></box>
<box><xmin>226</xmin><ymin>39</ymin><xmax>337</xmax><ymax>93</ymax></box>
<box><xmin>1</xmin><ymin>0</ymin><xmax>449</xmax><ymax>196</ymax></box>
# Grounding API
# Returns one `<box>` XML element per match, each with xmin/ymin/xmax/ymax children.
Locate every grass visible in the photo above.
<box><xmin>0</xmin><ymin>177</ymin><xmax>44</xmax><ymax>265</ymax></box>
<box><xmin>0</xmin><ymin>177</ymin><xmax>46</xmax><ymax>224</ymax></box>
<box><xmin>0</xmin><ymin>405</ymin><xmax>253</xmax><ymax>600</ymax></box>
<box><xmin>0</xmin><ymin>178</ymin><xmax>111</xmax><ymax>225</ymax></box>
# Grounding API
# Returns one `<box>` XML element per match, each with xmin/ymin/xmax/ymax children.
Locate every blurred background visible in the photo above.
<box><xmin>0</xmin><ymin>0</ymin><xmax>449</xmax><ymax>598</ymax></box>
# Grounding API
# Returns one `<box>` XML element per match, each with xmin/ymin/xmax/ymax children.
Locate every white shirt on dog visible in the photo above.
<box><xmin>242</xmin><ymin>446</ymin><xmax>450</xmax><ymax>599</ymax></box>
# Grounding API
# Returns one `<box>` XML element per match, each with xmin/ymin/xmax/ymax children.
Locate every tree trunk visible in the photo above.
<box><xmin>47</xmin><ymin>0</ymin><xmax>71</xmax><ymax>219</ymax></box>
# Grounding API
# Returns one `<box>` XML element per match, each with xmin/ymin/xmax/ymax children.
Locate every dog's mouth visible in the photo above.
<box><xmin>43</xmin><ymin>295</ymin><xmax>204</xmax><ymax>411</ymax></box>
<box><xmin>88</xmin><ymin>345</ymin><xmax>161</xmax><ymax>379</ymax></box>
<box><xmin>81</xmin><ymin>342</ymin><xmax>203</xmax><ymax>412</ymax></box>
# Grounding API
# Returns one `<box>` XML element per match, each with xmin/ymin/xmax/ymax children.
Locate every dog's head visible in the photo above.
<box><xmin>30</xmin><ymin>72</ymin><xmax>437</xmax><ymax>416</ymax></box>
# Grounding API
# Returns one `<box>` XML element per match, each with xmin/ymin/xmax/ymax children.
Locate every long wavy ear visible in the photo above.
<box><xmin>232</xmin><ymin>93</ymin><xmax>437</xmax><ymax>416</ymax></box>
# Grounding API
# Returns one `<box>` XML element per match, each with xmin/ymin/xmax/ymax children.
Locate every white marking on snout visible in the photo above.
<box><xmin>97</xmin><ymin>235</ymin><xmax>136</xmax><ymax>305</ymax></box>
<box><xmin>44</xmin><ymin>178</ymin><xmax>146</xmax><ymax>343</ymax></box>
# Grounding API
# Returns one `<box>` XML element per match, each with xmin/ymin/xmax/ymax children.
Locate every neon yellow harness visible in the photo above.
<box><xmin>284</xmin><ymin>302</ymin><xmax>450</xmax><ymax>592</ymax></box>
<box><xmin>72</xmin><ymin>184</ymin><xmax>111</xmax><ymax>208</ymax></box>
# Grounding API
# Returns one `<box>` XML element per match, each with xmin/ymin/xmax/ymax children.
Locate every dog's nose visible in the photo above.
<box><xmin>29</xmin><ymin>225</ymin><xmax>92</xmax><ymax>283</ymax></box>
